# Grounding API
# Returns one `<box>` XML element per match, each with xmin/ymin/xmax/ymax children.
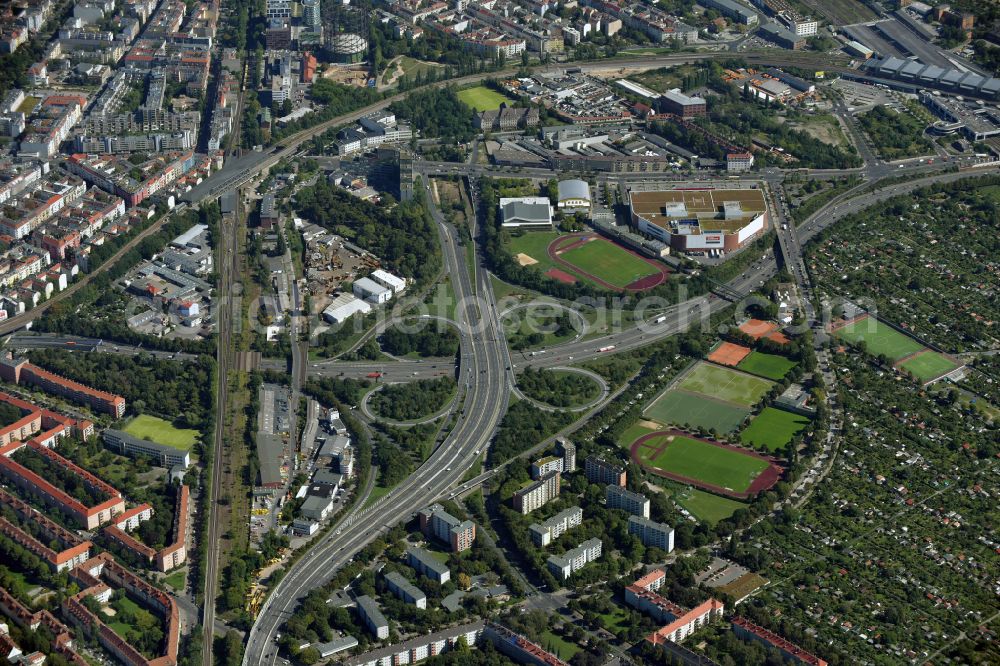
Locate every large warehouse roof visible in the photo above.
<box><xmin>557</xmin><ymin>179</ymin><xmax>591</xmax><ymax>202</ymax></box>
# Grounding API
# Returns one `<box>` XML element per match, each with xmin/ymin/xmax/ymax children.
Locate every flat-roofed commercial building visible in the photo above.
<box><xmin>628</xmin><ymin>186</ymin><xmax>768</xmax><ymax>256</ymax></box>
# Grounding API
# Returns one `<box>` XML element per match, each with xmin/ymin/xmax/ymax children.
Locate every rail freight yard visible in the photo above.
<box><xmin>628</xmin><ymin>185</ymin><xmax>769</xmax><ymax>256</ymax></box>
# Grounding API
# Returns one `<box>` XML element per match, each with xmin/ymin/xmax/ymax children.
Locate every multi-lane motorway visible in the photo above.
<box><xmin>242</xmin><ymin>179</ymin><xmax>514</xmax><ymax>666</ymax></box>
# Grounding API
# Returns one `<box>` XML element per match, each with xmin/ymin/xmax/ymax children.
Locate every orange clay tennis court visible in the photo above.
<box><xmin>707</xmin><ymin>342</ymin><xmax>752</xmax><ymax>367</ymax></box>
<box><xmin>738</xmin><ymin>319</ymin><xmax>790</xmax><ymax>345</ymax></box>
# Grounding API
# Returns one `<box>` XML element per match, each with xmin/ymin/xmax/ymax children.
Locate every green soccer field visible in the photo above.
<box><xmin>832</xmin><ymin>318</ymin><xmax>924</xmax><ymax>361</ymax></box>
<box><xmin>898</xmin><ymin>351</ymin><xmax>959</xmax><ymax>382</ymax></box>
<box><xmin>676</xmin><ymin>488</ymin><xmax>747</xmax><ymax>525</ymax></box>
<box><xmin>737</xmin><ymin>351</ymin><xmax>797</xmax><ymax>380</ymax></box>
<box><xmin>740</xmin><ymin>407</ymin><xmax>811</xmax><ymax>451</ymax></box>
<box><xmin>643</xmin><ymin>389</ymin><xmax>750</xmax><ymax>433</ymax></box>
<box><xmin>558</xmin><ymin>239</ymin><xmax>658</xmax><ymax>289</ymax></box>
<box><xmin>676</xmin><ymin>362</ymin><xmax>774</xmax><ymax>407</ymax></box>
<box><xmin>122</xmin><ymin>415</ymin><xmax>199</xmax><ymax>451</ymax></box>
<box><xmin>456</xmin><ymin>86</ymin><xmax>515</xmax><ymax>111</ymax></box>
<box><xmin>643</xmin><ymin>434</ymin><xmax>769</xmax><ymax>493</ymax></box>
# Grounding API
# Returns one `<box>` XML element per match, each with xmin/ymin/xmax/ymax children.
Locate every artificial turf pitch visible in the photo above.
<box><xmin>643</xmin><ymin>389</ymin><xmax>750</xmax><ymax>433</ymax></box>
<box><xmin>737</xmin><ymin>351</ymin><xmax>797</xmax><ymax>380</ymax></box>
<box><xmin>898</xmin><ymin>351</ymin><xmax>959</xmax><ymax>382</ymax></box>
<box><xmin>675</xmin><ymin>362</ymin><xmax>774</xmax><ymax>407</ymax></box>
<box><xmin>740</xmin><ymin>407</ymin><xmax>811</xmax><ymax>451</ymax></box>
<box><xmin>832</xmin><ymin>317</ymin><xmax>924</xmax><ymax>361</ymax></box>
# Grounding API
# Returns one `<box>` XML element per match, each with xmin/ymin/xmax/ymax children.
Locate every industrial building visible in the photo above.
<box><xmin>322</xmin><ymin>293</ymin><xmax>373</xmax><ymax>324</ymax></box>
<box><xmin>658</xmin><ymin>89</ymin><xmax>707</xmax><ymax>118</ymax></box>
<box><xmin>700</xmin><ymin>0</ymin><xmax>758</xmax><ymax>24</ymax></box>
<box><xmin>352</xmin><ymin>276</ymin><xmax>392</xmax><ymax>304</ymax></box>
<box><xmin>863</xmin><ymin>56</ymin><xmax>1000</xmax><ymax>100</ymax></box>
<box><xmin>628</xmin><ymin>186</ymin><xmax>768</xmax><ymax>256</ymax></box>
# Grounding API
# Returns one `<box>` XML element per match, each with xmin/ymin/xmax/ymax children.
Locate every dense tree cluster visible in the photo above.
<box><xmin>390</xmin><ymin>87</ymin><xmax>475</xmax><ymax>141</ymax></box>
<box><xmin>303</xmin><ymin>376</ymin><xmax>372</xmax><ymax>406</ymax></box>
<box><xmin>370</xmin><ymin>377</ymin><xmax>456</xmax><ymax>421</ymax></box>
<box><xmin>26</xmin><ymin>349</ymin><xmax>214</xmax><ymax>428</ymax></box>
<box><xmin>0</xmin><ymin>402</ymin><xmax>24</xmax><ymax>428</ymax></box>
<box><xmin>856</xmin><ymin>105</ymin><xmax>933</xmax><ymax>160</ymax></box>
<box><xmin>517</xmin><ymin>368</ymin><xmax>599</xmax><ymax>408</ymax></box>
<box><xmin>380</xmin><ymin>324</ymin><xmax>460</xmax><ymax>357</ymax></box>
<box><xmin>295</xmin><ymin>179</ymin><xmax>441</xmax><ymax>286</ymax></box>
<box><xmin>487</xmin><ymin>401</ymin><xmax>575</xmax><ymax>465</ymax></box>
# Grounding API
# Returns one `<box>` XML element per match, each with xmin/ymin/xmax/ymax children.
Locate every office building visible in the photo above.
<box><xmin>585</xmin><ymin>456</ymin><xmax>626</xmax><ymax>486</ymax></box>
<box><xmin>546</xmin><ymin>538</ymin><xmax>602</xmax><ymax>580</ymax></box>
<box><xmin>529</xmin><ymin>506</ymin><xmax>583</xmax><ymax>547</ymax></box>
<box><xmin>627</xmin><ymin>515</ymin><xmax>674</xmax><ymax>552</ymax></box>
<box><xmin>512</xmin><ymin>471</ymin><xmax>560</xmax><ymax>514</ymax></box>
<box><xmin>418</xmin><ymin>504</ymin><xmax>476</xmax><ymax>553</ymax></box>
<box><xmin>606</xmin><ymin>485</ymin><xmax>650</xmax><ymax>518</ymax></box>
<box><xmin>102</xmin><ymin>429</ymin><xmax>191</xmax><ymax>468</ymax></box>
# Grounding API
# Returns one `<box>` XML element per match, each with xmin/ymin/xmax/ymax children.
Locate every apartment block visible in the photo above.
<box><xmin>407</xmin><ymin>547</ymin><xmax>451</xmax><ymax>584</ymax></box>
<box><xmin>63</xmin><ymin>553</ymin><xmax>179</xmax><ymax>666</ymax></box>
<box><xmin>418</xmin><ymin>504</ymin><xmax>476</xmax><ymax>553</ymax></box>
<box><xmin>0</xmin><ymin>354</ymin><xmax>125</xmax><ymax>417</ymax></box>
<box><xmin>546</xmin><ymin>538</ymin><xmax>602</xmax><ymax>580</ymax></box>
<box><xmin>530</xmin><ymin>455</ymin><xmax>563</xmax><ymax>480</ymax></box>
<box><xmin>341</xmin><ymin>621</ymin><xmax>484</xmax><ymax>666</ymax></box>
<box><xmin>556</xmin><ymin>438</ymin><xmax>576</xmax><ymax>472</ymax></box>
<box><xmin>606</xmin><ymin>485</ymin><xmax>650</xmax><ymax>519</ymax></box>
<box><xmin>625</xmin><ymin>569</ymin><xmax>725</xmax><ymax>645</ymax></box>
<box><xmin>384</xmin><ymin>571</ymin><xmax>427</xmax><ymax>609</ymax></box>
<box><xmin>512</xmin><ymin>470</ymin><xmax>560</xmax><ymax>514</ymax></box>
<box><xmin>529</xmin><ymin>506</ymin><xmax>583</xmax><ymax>547</ymax></box>
<box><xmin>0</xmin><ymin>488</ymin><xmax>92</xmax><ymax>571</ymax></box>
<box><xmin>627</xmin><ymin>515</ymin><xmax>674</xmax><ymax>552</ymax></box>
<box><xmin>102</xmin><ymin>429</ymin><xmax>190</xmax><ymax>468</ymax></box>
<box><xmin>0</xmin><ymin>439</ymin><xmax>124</xmax><ymax>529</ymax></box>
<box><xmin>731</xmin><ymin>617</ymin><xmax>828</xmax><ymax>666</ymax></box>
<box><xmin>481</xmin><ymin>623</ymin><xmax>568</xmax><ymax>666</ymax></box>
<box><xmin>585</xmin><ymin>456</ymin><xmax>625</xmax><ymax>486</ymax></box>
<box><xmin>355</xmin><ymin>595</ymin><xmax>390</xmax><ymax>640</ymax></box>
<box><xmin>0</xmin><ymin>586</ymin><xmax>85</xmax><ymax>664</ymax></box>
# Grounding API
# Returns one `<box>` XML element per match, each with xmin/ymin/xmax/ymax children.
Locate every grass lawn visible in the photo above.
<box><xmin>597</xmin><ymin>605</ymin><xmax>633</xmax><ymax>634</ymax></box>
<box><xmin>898</xmin><ymin>351</ymin><xmax>959</xmax><ymax>382</ymax></box>
<box><xmin>676</xmin><ymin>362</ymin><xmax>774</xmax><ymax>407</ymax></box>
<box><xmin>676</xmin><ymin>488</ymin><xmax>747</xmax><ymax>525</ymax></box>
<box><xmin>163</xmin><ymin>569</ymin><xmax>186</xmax><ymax>591</ymax></box>
<box><xmin>108</xmin><ymin>621</ymin><xmax>135</xmax><ymax>640</ymax></box>
<box><xmin>737</xmin><ymin>351</ymin><xmax>797</xmax><ymax>380</ymax></box>
<box><xmin>540</xmin><ymin>630</ymin><xmax>580</xmax><ymax>660</ymax></box>
<box><xmin>641</xmin><ymin>434</ymin><xmax>769</xmax><ymax>493</ymax></box>
<box><xmin>832</xmin><ymin>317</ymin><xmax>924</xmax><ymax>361</ymax></box>
<box><xmin>740</xmin><ymin>407</ymin><xmax>811</xmax><ymax>451</ymax></box>
<box><xmin>557</xmin><ymin>238</ymin><xmax>658</xmax><ymax>289</ymax></box>
<box><xmin>504</xmin><ymin>306</ymin><xmax>578</xmax><ymax>349</ymax></box>
<box><xmin>122</xmin><ymin>414</ymin><xmax>199</xmax><ymax>451</ymax></box>
<box><xmin>643</xmin><ymin>389</ymin><xmax>750</xmax><ymax>434</ymax></box>
<box><xmin>457</xmin><ymin>85</ymin><xmax>515</xmax><ymax>111</ymax></box>
<box><xmin>506</xmin><ymin>231</ymin><xmax>561</xmax><ymax>273</ymax></box>
<box><xmin>618</xmin><ymin>421</ymin><xmax>661</xmax><ymax>447</ymax></box>
<box><xmin>363</xmin><ymin>483</ymin><xmax>395</xmax><ymax>510</ymax></box>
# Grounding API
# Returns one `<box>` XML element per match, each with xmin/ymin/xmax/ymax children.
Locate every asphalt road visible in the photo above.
<box><xmin>242</xmin><ymin>179</ymin><xmax>514</xmax><ymax>666</ymax></box>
